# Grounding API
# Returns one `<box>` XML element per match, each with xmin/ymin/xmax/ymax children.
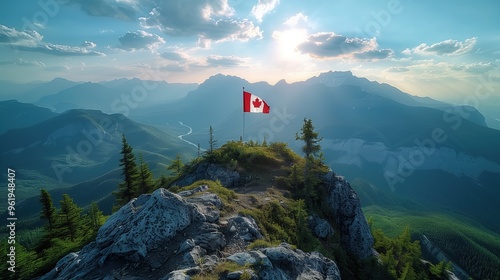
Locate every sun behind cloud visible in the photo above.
<box><xmin>272</xmin><ymin>28</ymin><xmax>308</xmax><ymax>62</ymax></box>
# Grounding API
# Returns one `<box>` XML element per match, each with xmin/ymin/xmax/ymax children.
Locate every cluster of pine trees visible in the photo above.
<box><xmin>370</xmin><ymin>226</ymin><xmax>454</xmax><ymax>280</ymax></box>
<box><xmin>38</xmin><ymin>190</ymin><xmax>101</xmax><ymax>242</ymax></box>
<box><xmin>113</xmin><ymin>135</ymin><xmax>155</xmax><ymax>209</ymax></box>
<box><xmin>0</xmin><ymin>190</ymin><xmax>104</xmax><ymax>279</ymax></box>
<box><xmin>1</xmin><ymin>132</ymin><xmax>189</xmax><ymax>279</ymax></box>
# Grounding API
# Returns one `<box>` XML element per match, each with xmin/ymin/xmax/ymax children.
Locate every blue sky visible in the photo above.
<box><xmin>0</xmin><ymin>0</ymin><xmax>499</xmax><ymax>104</ymax></box>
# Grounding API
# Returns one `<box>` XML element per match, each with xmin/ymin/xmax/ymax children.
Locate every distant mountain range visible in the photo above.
<box><xmin>0</xmin><ymin>104</ymin><xmax>196</xmax><ymax>205</ymax></box>
<box><xmin>128</xmin><ymin>71</ymin><xmax>500</xmax><ymax>231</ymax></box>
<box><xmin>0</xmin><ymin>77</ymin><xmax>198</xmax><ymax>113</ymax></box>
<box><xmin>0</xmin><ymin>99</ymin><xmax>58</xmax><ymax>134</ymax></box>
<box><xmin>0</xmin><ymin>77</ymin><xmax>80</xmax><ymax>103</ymax></box>
<box><xmin>1</xmin><ymin>71</ymin><xmax>499</xmax><ymax>232</ymax></box>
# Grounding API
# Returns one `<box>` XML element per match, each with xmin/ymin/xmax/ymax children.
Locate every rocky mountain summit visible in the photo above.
<box><xmin>40</xmin><ymin>167</ymin><xmax>373</xmax><ymax>279</ymax></box>
<box><xmin>38</xmin><ymin>137</ymin><xmax>375</xmax><ymax>280</ymax></box>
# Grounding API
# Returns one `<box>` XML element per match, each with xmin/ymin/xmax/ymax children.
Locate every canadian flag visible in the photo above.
<box><xmin>243</xmin><ymin>91</ymin><xmax>270</xmax><ymax>114</ymax></box>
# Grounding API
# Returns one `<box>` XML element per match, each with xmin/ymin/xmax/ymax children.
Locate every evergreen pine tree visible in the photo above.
<box><xmin>39</xmin><ymin>189</ymin><xmax>56</xmax><ymax>232</ymax></box>
<box><xmin>137</xmin><ymin>153</ymin><xmax>154</xmax><ymax>195</ymax></box>
<box><xmin>59</xmin><ymin>194</ymin><xmax>82</xmax><ymax>241</ymax></box>
<box><xmin>296</xmin><ymin>118</ymin><xmax>322</xmax><ymax>169</ymax></box>
<box><xmin>88</xmin><ymin>201</ymin><xmax>103</xmax><ymax>231</ymax></box>
<box><xmin>208</xmin><ymin>125</ymin><xmax>217</xmax><ymax>154</ymax></box>
<box><xmin>114</xmin><ymin>134</ymin><xmax>139</xmax><ymax>208</ymax></box>
<box><xmin>167</xmin><ymin>154</ymin><xmax>184</xmax><ymax>177</ymax></box>
<box><xmin>295</xmin><ymin>118</ymin><xmax>323</xmax><ymax>205</ymax></box>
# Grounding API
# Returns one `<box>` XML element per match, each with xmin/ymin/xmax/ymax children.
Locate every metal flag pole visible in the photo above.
<box><xmin>242</xmin><ymin>87</ymin><xmax>245</xmax><ymax>142</ymax></box>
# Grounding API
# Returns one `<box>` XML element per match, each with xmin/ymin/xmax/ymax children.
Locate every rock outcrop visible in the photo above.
<box><xmin>40</xmin><ymin>166</ymin><xmax>376</xmax><ymax>279</ymax></box>
<box><xmin>308</xmin><ymin>215</ymin><xmax>335</xmax><ymax>239</ymax></box>
<box><xmin>40</xmin><ymin>188</ymin><xmax>234</xmax><ymax>280</ymax></box>
<box><xmin>322</xmin><ymin>172</ymin><xmax>375</xmax><ymax>259</ymax></box>
<box><xmin>173</xmin><ymin>162</ymin><xmax>240</xmax><ymax>187</ymax></box>
<box><xmin>40</xmin><ymin>187</ymin><xmax>343</xmax><ymax>280</ymax></box>
<box><xmin>227</xmin><ymin>243</ymin><xmax>341</xmax><ymax>280</ymax></box>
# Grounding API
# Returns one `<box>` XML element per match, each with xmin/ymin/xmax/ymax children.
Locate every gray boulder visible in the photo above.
<box><xmin>226</xmin><ymin>215</ymin><xmax>263</xmax><ymax>242</ymax></box>
<box><xmin>97</xmin><ymin>190</ymin><xmax>194</xmax><ymax>263</ymax></box>
<box><xmin>308</xmin><ymin>215</ymin><xmax>335</xmax><ymax>239</ymax></box>
<box><xmin>226</xmin><ymin>269</ymin><xmax>258</xmax><ymax>280</ymax></box>
<box><xmin>261</xmin><ymin>243</ymin><xmax>341</xmax><ymax>279</ymax></box>
<box><xmin>161</xmin><ymin>267</ymin><xmax>200</xmax><ymax>280</ymax></box>
<box><xmin>39</xmin><ymin>188</ymin><xmax>223</xmax><ymax>280</ymax></box>
<box><xmin>227</xmin><ymin>243</ymin><xmax>341</xmax><ymax>280</ymax></box>
<box><xmin>227</xmin><ymin>251</ymin><xmax>272</xmax><ymax>269</ymax></box>
<box><xmin>178</xmin><ymin>184</ymin><xmax>209</xmax><ymax>197</ymax></box>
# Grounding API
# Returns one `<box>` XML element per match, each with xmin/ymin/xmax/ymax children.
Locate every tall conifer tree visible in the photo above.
<box><xmin>59</xmin><ymin>194</ymin><xmax>81</xmax><ymax>241</ymax></box>
<box><xmin>88</xmin><ymin>201</ymin><xmax>103</xmax><ymax>231</ymax></box>
<box><xmin>167</xmin><ymin>154</ymin><xmax>184</xmax><ymax>177</ymax></box>
<box><xmin>295</xmin><ymin>118</ymin><xmax>323</xmax><ymax>205</ymax></box>
<box><xmin>208</xmin><ymin>125</ymin><xmax>217</xmax><ymax>154</ymax></box>
<box><xmin>114</xmin><ymin>134</ymin><xmax>139</xmax><ymax>208</ymax></box>
<box><xmin>137</xmin><ymin>153</ymin><xmax>154</xmax><ymax>195</ymax></box>
<box><xmin>39</xmin><ymin>189</ymin><xmax>56</xmax><ymax>231</ymax></box>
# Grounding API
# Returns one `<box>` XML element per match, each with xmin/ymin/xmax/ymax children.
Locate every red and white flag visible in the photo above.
<box><xmin>243</xmin><ymin>91</ymin><xmax>270</xmax><ymax>114</ymax></box>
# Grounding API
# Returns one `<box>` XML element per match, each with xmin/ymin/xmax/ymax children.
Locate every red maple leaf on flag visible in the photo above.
<box><xmin>253</xmin><ymin>98</ymin><xmax>262</xmax><ymax>108</ymax></box>
<box><xmin>244</xmin><ymin>91</ymin><xmax>270</xmax><ymax>114</ymax></box>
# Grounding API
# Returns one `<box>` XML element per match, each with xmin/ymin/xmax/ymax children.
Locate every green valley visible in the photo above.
<box><xmin>365</xmin><ymin>206</ymin><xmax>500</xmax><ymax>280</ymax></box>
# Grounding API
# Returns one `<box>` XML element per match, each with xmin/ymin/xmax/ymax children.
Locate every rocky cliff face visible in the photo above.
<box><xmin>40</xmin><ymin>164</ymin><xmax>375</xmax><ymax>279</ymax></box>
<box><xmin>322</xmin><ymin>172</ymin><xmax>375</xmax><ymax>260</ymax></box>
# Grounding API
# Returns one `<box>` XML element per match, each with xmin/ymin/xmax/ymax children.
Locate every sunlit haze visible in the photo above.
<box><xmin>0</xmin><ymin>0</ymin><xmax>499</xmax><ymax>104</ymax></box>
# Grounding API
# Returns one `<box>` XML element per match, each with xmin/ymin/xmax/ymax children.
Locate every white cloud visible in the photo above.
<box><xmin>297</xmin><ymin>32</ymin><xmax>378</xmax><ymax>59</ymax></box>
<box><xmin>408</xmin><ymin>37</ymin><xmax>477</xmax><ymax>56</ymax></box>
<box><xmin>17</xmin><ymin>43</ymin><xmax>105</xmax><ymax>56</ymax></box>
<box><xmin>140</xmin><ymin>0</ymin><xmax>262</xmax><ymax>46</ymax></box>
<box><xmin>386</xmin><ymin>66</ymin><xmax>409</xmax><ymax>73</ymax></box>
<box><xmin>100</xmin><ymin>28</ymin><xmax>114</xmax><ymax>34</ymax></box>
<box><xmin>118</xmin><ymin>30</ymin><xmax>165</xmax><ymax>51</ymax></box>
<box><xmin>206</xmin><ymin>55</ymin><xmax>244</xmax><ymax>67</ymax></box>
<box><xmin>354</xmin><ymin>49</ymin><xmax>394</xmax><ymax>60</ymax></box>
<box><xmin>82</xmin><ymin>41</ymin><xmax>97</xmax><ymax>48</ymax></box>
<box><xmin>161</xmin><ymin>51</ymin><xmax>188</xmax><ymax>62</ymax></box>
<box><xmin>64</xmin><ymin>1</ymin><xmax>262</xmax><ymax>47</ymax></box>
<box><xmin>63</xmin><ymin>0</ymin><xmax>140</xmax><ymax>20</ymax></box>
<box><xmin>451</xmin><ymin>62</ymin><xmax>497</xmax><ymax>73</ymax></box>
<box><xmin>46</xmin><ymin>65</ymin><xmax>70</xmax><ymax>72</ymax></box>
<box><xmin>251</xmin><ymin>0</ymin><xmax>280</xmax><ymax>22</ymax></box>
<box><xmin>0</xmin><ymin>58</ymin><xmax>45</xmax><ymax>67</ymax></box>
<box><xmin>159</xmin><ymin>64</ymin><xmax>187</xmax><ymax>72</ymax></box>
<box><xmin>284</xmin><ymin>12</ymin><xmax>308</xmax><ymax>26</ymax></box>
<box><xmin>0</xmin><ymin>25</ymin><xmax>42</xmax><ymax>46</ymax></box>
<box><xmin>0</xmin><ymin>25</ymin><xmax>104</xmax><ymax>56</ymax></box>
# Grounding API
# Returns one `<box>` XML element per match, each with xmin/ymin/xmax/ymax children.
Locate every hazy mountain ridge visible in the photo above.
<box><xmin>0</xmin><ymin>77</ymin><xmax>81</xmax><ymax>103</ymax></box>
<box><xmin>0</xmin><ymin>108</ymin><xmax>196</xmax><ymax>204</ymax></box>
<box><xmin>125</xmin><ymin>73</ymin><xmax>500</xmax><ymax>231</ymax></box>
<box><xmin>2</xmin><ymin>73</ymin><xmax>498</xmax><ymax>230</ymax></box>
<box><xmin>0</xmin><ymin>100</ymin><xmax>58</xmax><ymax>134</ymax></box>
<box><xmin>289</xmin><ymin>71</ymin><xmax>487</xmax><ymax>127</ymax></box>
<box><xmin>35</xmin><ymin>82</ymin><xmax>121</xmax><ymax>113</ymax></box>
